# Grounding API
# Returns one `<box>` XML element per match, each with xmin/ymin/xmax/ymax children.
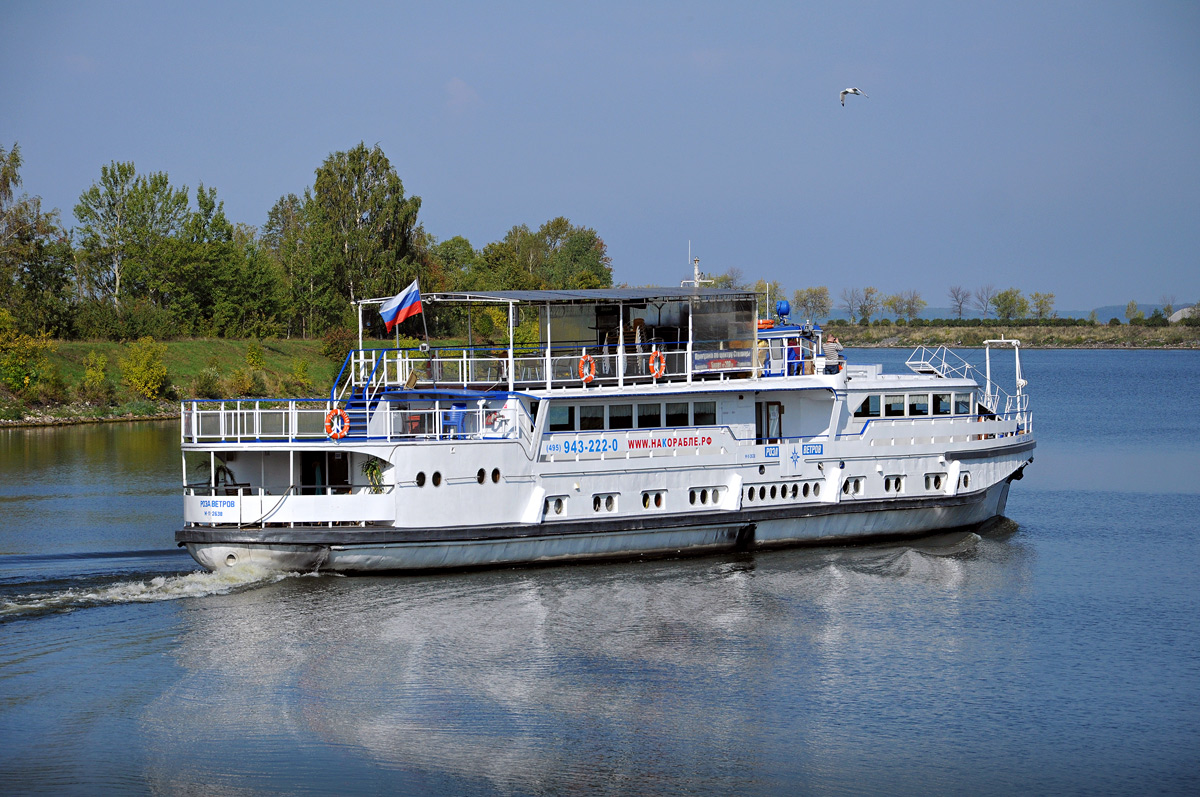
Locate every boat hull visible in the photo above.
<box><xmin>180</xmin><ymin>477</ymin><xmax>1016</xmax><ymax>573</ymax></box>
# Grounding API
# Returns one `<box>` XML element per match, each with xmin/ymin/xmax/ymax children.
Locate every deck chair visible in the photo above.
<box><xmin>443</xmin><ymin>403</ymin><xmax>467</xmax><ymax>438</ymax></box>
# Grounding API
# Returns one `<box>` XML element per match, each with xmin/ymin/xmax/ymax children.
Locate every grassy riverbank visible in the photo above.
<box><xmin>2</xmin><ymin>338</ymin><xmax>331</xmax><ymax>426</ymax></box>
<box><xmin>3</xmin><ymin>325</ymin><xmax>1197</xmax><ymax>427</ymax></box>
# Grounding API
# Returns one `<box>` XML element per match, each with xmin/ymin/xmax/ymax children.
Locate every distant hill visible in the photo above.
<box><xmin>814</xmin><ymin>303</ymin><xmax>1193</xmax><ymax>323</ymax></box>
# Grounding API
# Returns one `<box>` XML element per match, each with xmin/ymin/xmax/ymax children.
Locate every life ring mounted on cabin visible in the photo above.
<box><xmin>649</xmin><ymin>350</ymin><xmax>666</xmax><ymax>378</ymax></box>
<box><xmin>324</xmin><ymin>407</ymin><xmax>350</xmax><ymax>440</ymax></box>
<box><xmin>578</xmin><ymin>354</ymin><xmax>596</xmax><ymax>383</ymax></box>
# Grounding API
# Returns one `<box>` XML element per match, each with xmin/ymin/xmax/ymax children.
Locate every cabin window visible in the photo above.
<box><xmin>933</xmin><ymin>393</ymin><xmax>952</xmax><ymax>415</ymax></box>
<box><xmin>854</xmin><ymin>395</ymin><xmax>881</xmax><ymax>418</ymax></box>
<box><xmin>608</xmin><ymin>404</ymin><xmax>633</xmax><ymax>430</ymax></box>
<box><xmin>637</xmin><ymin>403</ymin><xmax>662</xmax><ymax>428</ymax></box>
<box><xmin>909</xmin><ymin>394</ymin><xmax>930</xmax><ymax>416</ymax></box>
<box><xmin>884</xmin><ymin>395</ymin><xmax>906</xmax><ymax>417</ymax></box>
<box><xmin>579</xmin><ymin>405</ymin><xmax>604</xmax><ymax>431</ymax></box>
<box><xmin>666</xmin><ymin>402</ymin><xmax>689</xmax><ymax>427</ymax></box>
<box><xmin>693</xmin><ymin>401</ymin><xmax>716</xmax><ymax>426</ymax></box>
<box><xmin>548</xmin><ymin>405</ymin><xmax>575</xmax><ymax>432</ymax></box>
<box><xmin>954</xmin><ymin>393</ymin><xmax>972</xmax><ymax>415</ymax></box>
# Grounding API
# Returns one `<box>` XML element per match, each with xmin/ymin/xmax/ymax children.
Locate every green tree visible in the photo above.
<box><xmin>0</xmin><ymin>143</ymin><xmax>74</xmax><ymax>336</ymax></box>
<box><xmin>1029</xmin><ymin>292</ymin><xmax>1055</xmax><ymax>320</ymax></box>
<box><xmin>751</xmin><ymin>278</ymin><xmax>786</xmax><ymax>318</ymax></box>
<box><xmin>992</xmin><ymin>288</ymin><xmax>1030</xmax><ymax>321</ymax></box>
<box><xmin>884</xmin><ymin>291</ymin><xmax>926</xmax><ymax>322</ymax></box>
<box><xmin>856</xmin><ymin>287</ymin><xmax>882</xmax><ymax>325</ymax></box>
<box><xmin>1125</xmin><ymin>300</ymin><xmax>1143</xmax><ymax>322</ymax></box>
<box><xmin>75</xmin><ymin>162</ymin><xmax>189</xmax><ymax>308</ymax></box>
<box><xmin>792</xmin><ymin>287</ymin><xmax>832</xmax><ymax>321</ymax></box>
<box><xmin>310</xmin><ymin>142</ymin><xmax>422</xmax><ymax>309</ymax></box>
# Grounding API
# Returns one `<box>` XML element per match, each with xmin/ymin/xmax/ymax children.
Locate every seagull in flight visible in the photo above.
<box><xmin>840</xmin><ymin>87</ymin><xmax>868</xmax><ymax>106</ymax></box>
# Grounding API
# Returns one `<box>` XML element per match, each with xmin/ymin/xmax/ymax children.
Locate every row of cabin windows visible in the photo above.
<box><xmin>853</xmin><ymin>392</ymin><xmax>974</xmax><ymax>419</ymax></box>
<box><xmin>548</xmin><ymin>401</ymin><xmax>718</xmax><ymax>432</ymax></box>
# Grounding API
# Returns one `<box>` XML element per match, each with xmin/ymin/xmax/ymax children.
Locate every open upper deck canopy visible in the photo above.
<box><xmin>420</xmin><ymin>287</ymin><xmax>760</xmax><ymax>306</ymax></box>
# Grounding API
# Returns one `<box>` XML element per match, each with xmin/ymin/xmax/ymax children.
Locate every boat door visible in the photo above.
<box><xmin>755</xmin><ymin>401</ymin><xmax>783</xmax><ymax>444</ymax></box>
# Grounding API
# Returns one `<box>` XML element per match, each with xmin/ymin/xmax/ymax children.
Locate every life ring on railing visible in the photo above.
<box><xmin>324</xmin><ymin>408</ymin><xmax>350</xmax><ymax>439</ymax></box>
<box><xmin>649</xmin><ymin>350</ymin><xmax>666</xmax><ymax>378</ymax></box>
<box><xmin>578</xmin><ymin>354</ymin><xmax>596</xmax><ymax>383</ymax></box>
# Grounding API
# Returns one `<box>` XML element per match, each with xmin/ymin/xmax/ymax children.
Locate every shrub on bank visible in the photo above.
<box><xmin>120</xmin><ymin>337</ymin><xmax>171</xmax><ymax>400</ymax></box>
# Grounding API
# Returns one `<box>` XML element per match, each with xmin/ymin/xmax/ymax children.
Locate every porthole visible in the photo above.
<box><xmin>885</xmin><ymin>477</ymin><xmax>892</xmax><ymax>492</ymax></box>
<box><xmin>432</xmin><ymin>471</ymin><xmax>442</xmax><ymax>487</ymax></box>
<box><xmin>925</xmin><ymin>475</ymin><xmax>932</xmax><ymax>490</ymax></box>
<box><xmin>747</xmin><ymin>488</ymin><xmax>755</xmax><ymax>502</ymax></box>
<box><xmin>934</xmin><ymin>475</ymin><xmax>942</xmax><ymax>489</ymax></box>
<box><xmin>477</xmin><ymin>468</ymin><xmax>486</xmax><ymax>484</ymax></box>
<box><xmin>759</xmin><ymin>486</ymin><xmax>766</xmax><ymax>500</ymax></box>
<box><xmin>605</xmin><ymin>495</ymin><xmax>615</xmax><ymax>511</ymax></box>
<box><xmin>690</xmin><ymin>490</ymin><xmax>697</xmax><ymax>505</ymax></box>
<box><xmin>416</xmin><ymin>471</ymin><xmax>426</xmax><ymax>487</ymax></box>
<box><xmin>701</xmin><ymin>489</ymin><xmax>709</xmax><ymax>505</ymax></box>
<box><xmin>855</xmin><ymin>478</ymin><xmax>863</xmax><ymax>494</ymax></box>
<box><xmin>543</xmin><ymin>498</ymin><xmax>550</xmax><ymax>514</ymax></box>
<box><xmin>791</xmin><ymin>484</ymin><xmax>798</xmax><ymax>499</ymax></box>
<box><xmin>594</xmin><ymin>496</ymin><xmax>602</xmax><ymax>512</ymax></box>
<box><xmin>759</xmin><ymin>465</ymin><xmax>766</xmax><ymax>475</ymax></box>
<box><xmin>770</xmin><ymin>485</ymin><xmax>777</xmax><ymax>500</ymax></box>
<box><xmin>643</xmin><ymin>493</ymin><xmax>651</xmax><ymax>509</ymax></box>
<box><xmin>803</xmin><ymin>482</ymin><xmax>810</xmax><ymax>498</ymax></box>
<box><xmin>813</xmin><ymin>483</ymin><xmax>820</xmax><ymax>497</ymax></box>
<box><xmin>554</xmin><ymin>498</ymin><xmax>564</xmax><ymax>515</ymax></box>
<box><xmin>842</xmin><ymin>479</ymin><xmax>850</xmax><ymax>495</ymax></box>
<box><xmin>654</xmin><ymin>493</ymin><xmax>662</xmax><ymax>508</ymax></box>
<box><xmin>963</xmin><ymin>473</ymin><xmax>970</xmax><ymax>488</ymax></box>
<box><xmin>711</xmin><ymin>489</ymin><xmax>720</xmax><ymax>503</ymax></box>
<box><xmin>491</xmin><ymin>468</ymin><xmax>501</xmax><ymax>483</ymax></box>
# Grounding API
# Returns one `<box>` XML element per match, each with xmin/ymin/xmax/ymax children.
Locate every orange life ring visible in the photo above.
<box><xmin>578</xmin><ymin>354</ymin><xmax>596</xmax><ymax>383</ymax></box>
<box><xmin>324</xmin><ymin>407</ymin><xmax>350</xmax><ymax>439</ymax></box>
<box><xmin>649</xmin><ymin>350</ymin><xmax>666</xmax><ymax>378</ymax></box>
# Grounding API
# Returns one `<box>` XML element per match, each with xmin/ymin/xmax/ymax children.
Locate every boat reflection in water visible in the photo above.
<box><xmin>144</xmin><ymin>526</ymin><xmax>1029</xmax><ymax>794</ymax></box>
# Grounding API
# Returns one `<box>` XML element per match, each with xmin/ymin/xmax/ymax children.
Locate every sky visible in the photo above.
<box><xmin>4</xmin><ymin>1</ymin><xmax>1199</xmax><ymax>311</ymax></box>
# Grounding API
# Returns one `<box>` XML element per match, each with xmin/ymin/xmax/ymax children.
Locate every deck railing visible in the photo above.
<box><xmin>331</xmin><ymin>339</ymin><xmax>758</xmax><ymax>402</ymax></box>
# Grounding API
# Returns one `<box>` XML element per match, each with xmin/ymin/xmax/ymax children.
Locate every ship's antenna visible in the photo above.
<box><xmin>681</xmin><ymin>241</ymin><xmax>714</xmax><ymax>288</ymax></box>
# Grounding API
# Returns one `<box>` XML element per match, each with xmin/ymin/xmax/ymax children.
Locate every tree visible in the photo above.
<box><xmin>856</xmin><ymin>287</ymin><xmax>882</xmax><ymax>325</ymax></box>
<box><xmin>947</xmin><ymin>285</ymin><xmax>971</xmax><ymax>319</ymax></box>
<box><xmin>0</xmin><ymin>143</ymin><xmax>74</xmax><ymax>336</ymax></box>
<box><xmin>974</xmin><ymin>284</ymin><xmax>998</xmax><ymax>318</ymax></box>
<box><xmin>309</xmin><ymin>142</ymin><xmax>422</xmax><ymax>309</ymax></box>
<box><xmin>1161</xmin><ymin>295</ymin><xmax>1175</xmax><ymax>318</ymax></box>
<box><xmin>792</xmin><ymin>287</ymin><xmax>831</xmax><ymax>321</ymax></box>
<box><xmin>751</xmin><ymin>278</ymin><xmax>786</xmax><ymax>318</ymax></box>
<box><xmin>884</xmin><ymin>290</ymin><xmax>926</xmax><ymax>323</ymax></box>
<box><xmin>1125</xmin><ymin>300</ymin><xmax>1143</xmax><ymax>322</ymax></box>
<box><xmin>74</xmin><ymin>162</ymin><xmax>189</xmax><ymax>308</ymax></box>
<box><xmin>839</xmin><ymin>287</ymin><xmax>862</xmax><ymax>323</ymax></box>
<box><xmin>707</xmin><ymin>267</ymin><xmax>744</xmax><ymax>289</ymax></box>
<box><xmin>1029</xmin><ymin>292</ymin><xmax>1055</xmax><ymax>320</ymax></box>
<box><xmin>992</xmin><ymin>288</ymin><xmax>1029</xmax><ymax>322</ymax></box>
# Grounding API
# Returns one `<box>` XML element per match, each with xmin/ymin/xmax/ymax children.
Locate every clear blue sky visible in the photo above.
<box><xmin>5</xmin><ymin>1</ymin><xmax>1198</xmax><ymax>310</ymax></box>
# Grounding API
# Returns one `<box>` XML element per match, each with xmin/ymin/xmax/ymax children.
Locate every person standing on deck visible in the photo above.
<box><xmin>824</xmin><ymin>335</ymin><xmax>845</xmax><ymax>373</ymax></box>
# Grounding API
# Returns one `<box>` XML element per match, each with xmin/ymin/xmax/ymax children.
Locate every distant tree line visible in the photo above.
<box><xmin>1</xmin><ymin>141</ymin><xmax>612</xmax><ymax>342</ymax></box>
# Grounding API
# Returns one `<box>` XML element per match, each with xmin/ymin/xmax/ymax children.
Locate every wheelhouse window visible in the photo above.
<box><xmin>608</xmin><ymin>404</ymin><xmax>633</xmax><ymax>430</ymax></box>
<box><xmin>693</xmin><ymin>401</ymin><xmax>716</xmax><ymax>426</ymax></box>
<box><xmin>932</xmin><ymin>393</ymin><xmax>952</xmax><ymax>415</ymax></box>
<box><xmin>666</xmin><ymin>402</ymin><xmax>689</xmax><ymax>427</ymax></box>
<box><xmin>954</xmin><ymin>393</ymin><xmax>972</xmax><ymax>415</ymax></box>
<box><xmin>854</xmin><ymin>395</ymin><xmax>881</xmax><ymax>418</ymax></box>
<box><xmin>579</xmin><ymin>405</ymin><xmax>604</xmax><ymax>431</ymax></box>
<box><xmin>637</xmin><ymin>403</ymin><xmax>662</xmax><ymax>428</ymax></box>
<box><xmin>548</xmin><ymin>405</ymin><xmax>575</xmax><ymax>432</ymax></box>
<box><xmin>909</xmin><ymin>394</ymin><xmax>930</xmax><ymax>416</ymax></box>
<box><xmin>884</xmin><ymin>395</ymin><xmax>906</xmax><ymax>417</ymax></box>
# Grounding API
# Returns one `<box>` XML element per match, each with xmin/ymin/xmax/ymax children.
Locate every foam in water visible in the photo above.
<box><xmin>0</xmin><ymin>563</ymin><xmax>309</xmax><ymax>618</ymax></box>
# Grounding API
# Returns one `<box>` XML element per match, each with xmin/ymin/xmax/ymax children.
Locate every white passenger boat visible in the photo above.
<box><xmin>177</xmin><ymin>288</ymin><xmax>1034</xmax><ymax>572</ymax></box>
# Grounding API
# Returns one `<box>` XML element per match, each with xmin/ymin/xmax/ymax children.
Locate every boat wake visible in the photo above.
<box><xmin>0</xmin><ymin>563</ymin><xmax>313</xmax><ymax>621</ymax></box>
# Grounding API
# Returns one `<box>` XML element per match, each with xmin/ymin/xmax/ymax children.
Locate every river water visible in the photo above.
<box><xmin>1</xmin><ymin>349</ymin><xmax>1198</xmax><ymax>795</ymax></box>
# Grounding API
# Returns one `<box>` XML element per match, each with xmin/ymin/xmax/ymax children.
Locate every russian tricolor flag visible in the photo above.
<box><xmin>379</xmin><ymin>280</ymin><xmax>423</xmax><ymax>332</ymax></box>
